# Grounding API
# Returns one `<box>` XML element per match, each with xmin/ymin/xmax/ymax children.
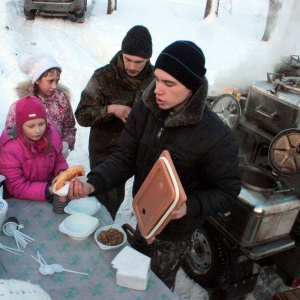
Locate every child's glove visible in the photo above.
<box><xmin>62</xmin><ymin>141</ymin><xmax>70</xmax><ymax>159</ymax></box>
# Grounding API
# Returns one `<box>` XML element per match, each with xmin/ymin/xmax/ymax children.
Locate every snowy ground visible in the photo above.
<box><xmin>0</xmin><ymin>0</ymin><xmax>299</xmax><ymax>299</ymax></box>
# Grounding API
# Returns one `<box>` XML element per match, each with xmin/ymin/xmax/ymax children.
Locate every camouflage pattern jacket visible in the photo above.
<box><xmin>75</xmin><ymin>51</ymin><xmax>154</xmax><ymax>168</ymax></box>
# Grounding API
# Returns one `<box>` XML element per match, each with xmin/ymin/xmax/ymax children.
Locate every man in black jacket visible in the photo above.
<box><xmin>66</xmin><ymin>40</ymin><xmax>241</xmax><ymax>291</ymax></box>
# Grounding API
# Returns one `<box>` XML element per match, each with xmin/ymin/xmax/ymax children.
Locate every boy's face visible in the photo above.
<box><xmin>35</xmin><ymin>69</ymin><xmax>61</xmax><ymax>98</ymax></box>
<box><xmin>122</xmin><ymin>53</ymin><xmax>148</xmax><ymax>77</ymax></box>
<box><xmin>154</xmin><ymin>69</ymin><xmax>192</xmax><ymax>113</ymax></box>
<box><xmin>22</xmin><ymin>118</ymin><xmax>46</xmax><ymax>141</ymax></box>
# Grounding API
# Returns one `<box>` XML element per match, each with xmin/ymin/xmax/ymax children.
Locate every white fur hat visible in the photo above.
<box><xmin>18</xmin><ymin>54</ymin><xmax>62</xmax><ymax>84</ymax></box>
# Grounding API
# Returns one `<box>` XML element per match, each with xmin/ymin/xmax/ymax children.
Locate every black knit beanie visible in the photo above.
<box><xmin>155</xmin><ymin>40</ymin><xmax>207</xmax><ymax>92</ymax></box>
<box><xmin>121</xmin><ymin>25</ymin><xmax>152</xmax><ymax>59</ymax></box>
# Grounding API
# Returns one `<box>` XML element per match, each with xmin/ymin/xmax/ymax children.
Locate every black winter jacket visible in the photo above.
<box><xmin>88</xmin><ymin>78</ymin><xmax>241</xmax><ymax>241</ymax></box>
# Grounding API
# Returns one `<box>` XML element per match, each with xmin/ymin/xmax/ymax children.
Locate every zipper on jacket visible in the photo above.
<box><xmin>156</xmin><ymin>127</ymin><xmax>164</xmax><ymax>138</ymax></box>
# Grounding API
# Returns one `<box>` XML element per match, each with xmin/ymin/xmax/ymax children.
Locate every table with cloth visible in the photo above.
<box><xmin>0</xmin><ymin>198</ymin><xmax>179</xmax><ymax>300</ymax></box>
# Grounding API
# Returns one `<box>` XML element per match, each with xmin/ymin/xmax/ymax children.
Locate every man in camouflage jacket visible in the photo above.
<box><xmin>75</xmin><ymin>25</ymin><xmax>154</xmax><ymax>219</ymax></box>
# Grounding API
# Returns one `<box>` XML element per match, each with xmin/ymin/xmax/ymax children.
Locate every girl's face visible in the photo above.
<box><xmin>22</xmin><ymin>118</ymin><xmax>46</xmax><ymax>141</ymax></box>
<box><xmin>35</xmin><ymin>69</ymin><xmax>61</xmax><ymax>98</ymax></box>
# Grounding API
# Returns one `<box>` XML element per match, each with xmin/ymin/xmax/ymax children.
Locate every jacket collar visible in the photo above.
<box><xmin>110</xmin><ymin>51</ymin><xmax>154</xmax><ymax>89</ymax></box>
<box><xmin>142</xmin><ymin>77</ymin><xmax>208</xmax><ymax>127</ymax></box>
<box><xmin>15</xmin><ymin>81</ymin><xmax>71</xmax><ymax>102</ymax></box>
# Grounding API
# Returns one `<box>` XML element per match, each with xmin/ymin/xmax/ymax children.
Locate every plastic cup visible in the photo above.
<box><xmin>2</xmin><ymin>216</ymin><xmax>19</xmax><ymax>236</ymax></box>
<box><xmin>53</xmin><ymin>195</ymin><xmax>70</xmax><ymax>214</ymax></box>
<box><xmin>0</xmin><ymin>199</ymin><xmax>8</xmax><ymax>231</ymax></box>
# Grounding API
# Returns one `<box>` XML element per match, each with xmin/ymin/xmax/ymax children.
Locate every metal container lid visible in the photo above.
<box><xmin>211</xmin><ymin>94</ymin><xmax>241</xmax><ymax>130</ymax></box>
<box><xmin>269</xmin><ymin>128</ymin><xmax>300</xmax><ymax>176</ymax></box>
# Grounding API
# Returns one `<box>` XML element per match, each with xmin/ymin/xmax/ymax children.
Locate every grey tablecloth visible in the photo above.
<box><xmin>0</xmin><ymin>199</ymin><xmax>178</xmax><ymax>300</ymax></box>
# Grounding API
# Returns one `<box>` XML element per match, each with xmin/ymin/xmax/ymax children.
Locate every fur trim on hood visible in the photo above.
<box><xmin>142</xmin><ymin>77</ymin><xmax>208</xmax><ymax>127</ymax></box>
<box><xmin>15</xmin><ymin>81</ymin><xmax>71</xmax><ymax>102</ymax></box>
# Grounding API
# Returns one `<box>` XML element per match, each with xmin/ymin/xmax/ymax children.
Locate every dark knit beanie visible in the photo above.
<box><xmin>121</xmin><ymin>25</ymin><xmax>152</xmax><ymax>59</ymax></box>
<box><xmin>155</xmin><ymin>40</ymin><xmax>207</xmax><ymax>92</ymax></box>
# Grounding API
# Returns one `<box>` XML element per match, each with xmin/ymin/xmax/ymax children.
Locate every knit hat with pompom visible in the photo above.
<box><xmin>18</xmin><ymin>54</ymin><xmax>62</xmax><ymax>84</ymax></box>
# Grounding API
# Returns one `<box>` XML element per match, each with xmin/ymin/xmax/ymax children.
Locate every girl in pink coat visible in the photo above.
<box><xmin>5</xmin><ymin>54</ymin><xmax>76</xmax><ymax>158</ymax></box>
<box><xmin>0</xmin><ymin>96</ymin><xmax>68</xmax><ymax>201</ymax></box>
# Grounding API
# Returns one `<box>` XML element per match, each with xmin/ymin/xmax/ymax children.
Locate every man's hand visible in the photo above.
<box><xmin>171</xmin><ymin>203</ymin><xmax>187</xmax><ymax>220</ymax></box>
<box><xmin>108</xmin><ymin>104</ymin><xmax>131</xmax><ymax>123</ymax></box>
<box><xmin>66</xmin><ymin>178</ymin><xmax>95</xmax><ymax>200</ymax></box>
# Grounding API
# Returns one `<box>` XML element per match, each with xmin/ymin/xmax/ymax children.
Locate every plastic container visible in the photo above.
<box><xmin>0</xmin><ymin>199</ymin><xmax>8</xmax><ymax>231</ymax></box>
<box><xmin>0</xmin><ymin>175</ymin><xmax>5</xmax><ymax>188</ymax></box>
<box><xmin>64</xmin><ymin>197</ymin><xmax>100</xmax><ymax>216</ymax></box>
<box><xmin>94</xmin><ymin>224</ymin><xmax>127</xmax><ymax>250</ymax></box>
<box><xmin>133</xmin><ymin>150</ymin><xmax>186</xmax><ymax>244</ymax></box>
<box><xmin>59</xmin><ymin>213</ymin><xmax>99</xmax><ymax>241</ymax></box>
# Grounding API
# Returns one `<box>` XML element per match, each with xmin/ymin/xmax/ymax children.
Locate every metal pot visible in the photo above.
<box><xmin>240</xmin><ymin>165</ymin><xmax>278</xmax><ymax>192</ymax></box>
<box><xmin>240</xmin><ymin>128</ymin><xmax>300</xmax><ymax>193</ymax></box>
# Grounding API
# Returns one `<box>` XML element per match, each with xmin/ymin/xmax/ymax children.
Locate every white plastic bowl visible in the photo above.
<box><xmin>59</xmin><ymin>213</ymin><xmax>99</xmax><ymax>241</ymax></box>
<box><xmin>94</xmin><ymin>224</ymin><xmax>127</xmax><ymax>250</ymax></box>
<box><xmin>0</xmin><ymin>175</ymin><xmax>5</xmax><ymax>188</ymax></box>
<box><xmin>64</xmin><ymin>197</ymin><xmax>100</xmax><ymax>216</ymax></box>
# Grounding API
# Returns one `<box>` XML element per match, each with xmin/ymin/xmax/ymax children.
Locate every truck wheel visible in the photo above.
<box><xmin>182</xmin><ymin>222</ymin><xmax>227</xmax><ymax>288</ymax></box>
<box><xmin>75</xmin><ymin>10</ymin><xmax>85</xmax><ymax>23</ymax></box>
<box><xmin>24</xmin><ymin>8</ymin><xmax>35</xmax><ymax>20</ymax></box>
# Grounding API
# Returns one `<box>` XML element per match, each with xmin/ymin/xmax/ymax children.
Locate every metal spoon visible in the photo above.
<box><xmin>50</xmin><ymin>263</ymin><xmax>88</xmax><ymax>276</ymax></box>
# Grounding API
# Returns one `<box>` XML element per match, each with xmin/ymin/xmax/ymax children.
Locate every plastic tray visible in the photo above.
<box><xmin>133</xmin><ymin>150</ymin><xmax>186</xmax><ymax>244</ymax></box>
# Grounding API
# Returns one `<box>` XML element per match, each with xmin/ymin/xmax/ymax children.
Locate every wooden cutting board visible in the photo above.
<box><xmin>133</xmin><ymin>150</ymin><xmax>187</xmax><ymax>244</ymax></box>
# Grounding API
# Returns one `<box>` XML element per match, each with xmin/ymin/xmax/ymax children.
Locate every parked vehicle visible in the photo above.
<box><xmin>182</xmin><ymin>65</ymin><xmax>300</xmax><ymax>299</ymax></box>
<box><xmin>23</xmin><ymin>0</ymin><xmax>87</xmax><ymax>23</ymax></box>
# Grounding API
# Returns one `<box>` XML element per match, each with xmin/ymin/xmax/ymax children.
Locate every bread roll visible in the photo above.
<box><xmin>55</xmin><ymin>165</ymin><xmax>85</xmax><ymax>190</ymax></box>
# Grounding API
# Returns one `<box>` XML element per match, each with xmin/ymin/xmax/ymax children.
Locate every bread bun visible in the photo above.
<box><xmin>56</xmin><ymin>165</ymin><xmax>85</xmax><ymax>190</ymax></box>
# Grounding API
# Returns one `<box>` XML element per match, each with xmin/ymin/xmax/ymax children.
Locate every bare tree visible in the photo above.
<box><xmin>262</xmin><ymin>0</ymin><xmax>283</xmax><ymax>41</ymax></box>
<box><xmin>204</xmin><ymin>0</ymin><xmax>220</xmax><ymax>19</ymax></box>
<box><xmin>221</xmin><ymin>0</ymin><xmax>233</xmax><ymax>15</ymax></box>
<box><xmin>107</xmin><ymin>0</ymin><xmax>117</xmax><ymax>15</ymax></box>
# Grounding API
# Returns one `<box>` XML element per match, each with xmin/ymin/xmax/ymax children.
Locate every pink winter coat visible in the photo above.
<box><xmin>0</xmin><ymin>124</ymin><xmax>68</xmax><ymax>201</ymax></box>
<box><xmin>6</xmin><ymin>81</ymin><xmax>77</xmax><ymax>150</ymax></box>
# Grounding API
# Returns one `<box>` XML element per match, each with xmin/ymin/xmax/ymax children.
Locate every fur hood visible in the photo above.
<box><xmin>15</xmin><ymin>81</ymin><xmax>71</xmax><ymax>102</ymax></box>
<box><xmin>142</xmin><ymin>77</ymin><xmax>208</xmax><ymax>127</ymax></box>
